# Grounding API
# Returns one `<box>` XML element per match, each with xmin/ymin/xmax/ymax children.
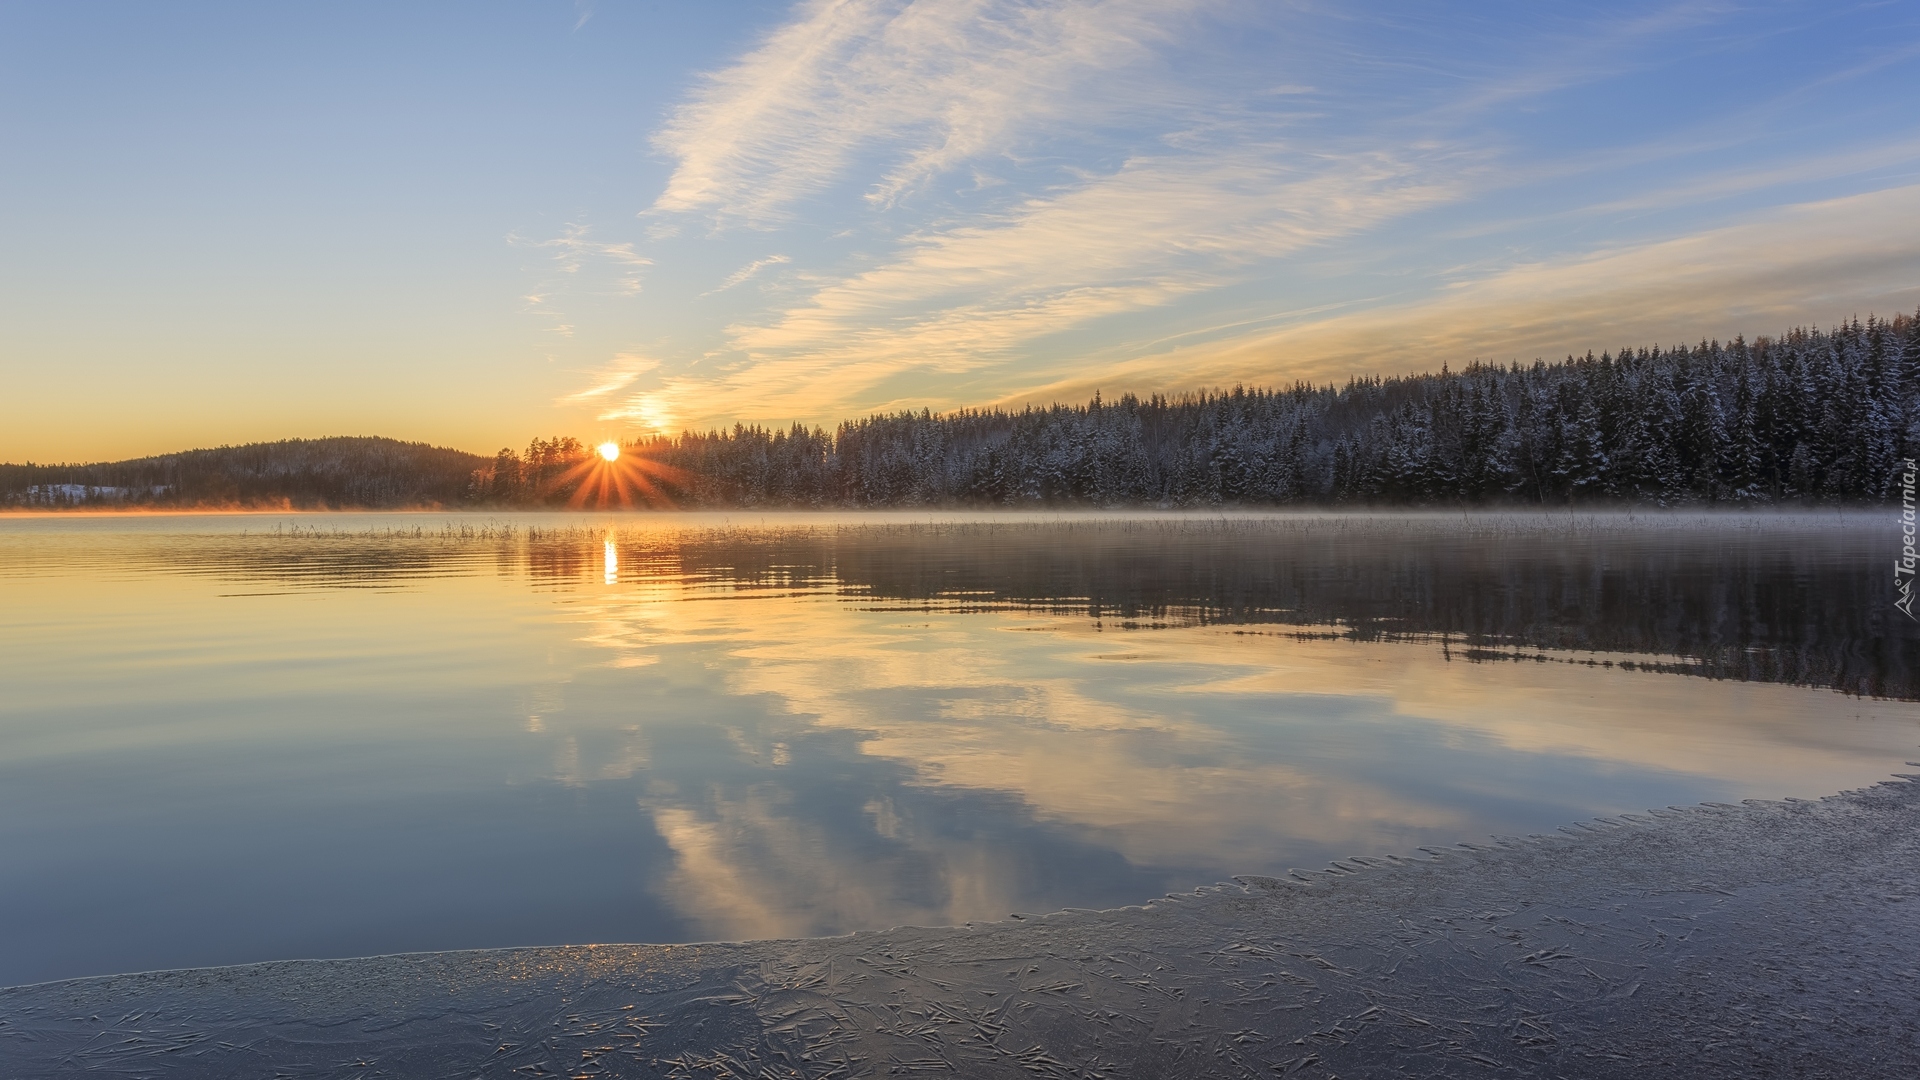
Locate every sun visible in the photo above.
<box><xmin>552</xmin><ymin>439</ymin><xmax>689</xmax><ymax>509</ymax></box>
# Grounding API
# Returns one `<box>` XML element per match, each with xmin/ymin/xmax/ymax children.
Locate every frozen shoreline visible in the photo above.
<box><xmin>5</xmin><ymin>777</ymin><xmax>1918</xmax><ymax>1079</ymax></box>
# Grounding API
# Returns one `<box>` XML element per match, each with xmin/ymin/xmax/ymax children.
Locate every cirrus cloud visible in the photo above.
<box><xmin>651</xmin><ymin>0</ymin><xmax>1208</xmax><ymax>221</ymax></box>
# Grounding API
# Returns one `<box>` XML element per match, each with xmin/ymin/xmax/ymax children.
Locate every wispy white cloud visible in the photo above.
<box><xmin>514</xmin><ymin>222</ymin><xmax>652</xmax><ymax>295</ymax></box>
<box><xmin>1419</xmin><ymin>130</ymin><xmax>1920</xmax><ymax>249</ymax></box>
<box><xmin>1780</xmin><ymin>35</ymin><xmax>1920</xmax><ymax>99</ymax></box>
<box><xmin>514</xmin><ymin>224</ymin><xmax>652</xmax><ymax>354</ymax></box>
<box><xmin>1415</xmin><ymin>0</ymin><xmax>1736</xmax><ymax>122</ymax></box>
<box><xmin>519</xmin><ymin>222</ymin><xmax>653</xmax><ymax>271</ymax></box>
<box><xmin>997</xmin><ymin>184</ymin><xmax>1920</xmax><ymax>406</ymax></box>
<box><xmin>660</xmin><ymin>139</ymin><xmax>1472</xmax><ymax>421</ymax></box>
<box><xmin>650</xmin><ymin>0</ymin><xmax>1206</xmax><ymax>221</ymax></box>
<box><xmin>557</xmin><ymin>353</ymin><xmax>659</xmax><ymax>405</ymax></box>
<box><xmin>556</xmin><ymin>354</ymin><xmax>680</xmax><ymax>433</ymax></box>
<box><xmin>1569</xmin><ymin>136</ymin><xmax>1920</xmax><ymax>218</ymax></box>
<box><xmin>595</xmin><ymin>391</ymin><xmax>678</xmax><ymax>432</ymax></box>
<box><xmin>580</xmin><ymin>0</ymin><xmax>1920</xmax><ymax>437</ymax></box>
<box><xmin>519</xmin><ymin>291</ymin><xmax>575</xmax><ymax>339</ymax></box>
<box><xmin>635</xmin><ymin>0</ymin><xmax>1805</xmax><ymax>428</ymax></box>
<box><xmin>704</xmin><ymin>253</ymin><xmax>791</xmax><ymax>296</ymax></box>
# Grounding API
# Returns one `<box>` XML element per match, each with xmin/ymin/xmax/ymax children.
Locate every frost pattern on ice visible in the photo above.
<box><xmin>5</xmin><ymin>778</ymin><xmax>1919</xmax><ymax>1078</ymax></box>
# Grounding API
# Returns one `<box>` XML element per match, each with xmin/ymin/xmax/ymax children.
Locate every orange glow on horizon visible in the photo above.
<box><xmin>551</xmin><ymin>444</ymin><xmax>691</xmax><ymax>510</ymax></box>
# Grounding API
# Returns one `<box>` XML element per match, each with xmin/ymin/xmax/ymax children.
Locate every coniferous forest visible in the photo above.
<box><xmin>8</xmin><ymin>314</ymin><xmax>1918</xmax><ymax>509</ymax></box>
<box><xmin>480</xmin><ymin>315</ymin><xmax>1920</xmax><ymax>508</ymax></box>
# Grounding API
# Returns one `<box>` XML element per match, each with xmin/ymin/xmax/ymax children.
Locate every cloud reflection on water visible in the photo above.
<box><xmin>525</xmin><ymin>519</ymin><xmax>1918</xmax><ymax>939</ymax></box>
<box><xmin>2</xmin><ymin>513</ymin><xmax>1916</xmax><ymax>980</ymax></box>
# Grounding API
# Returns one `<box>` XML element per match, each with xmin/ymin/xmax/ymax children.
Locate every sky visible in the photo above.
<box><xmin>2</xmin><ymin>0</ymin><xmax>1918</xmax><ymax>463</ymax></box>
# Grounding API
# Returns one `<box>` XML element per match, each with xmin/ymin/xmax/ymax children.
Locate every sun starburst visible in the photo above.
<box><xmin>550</xmin><ymin>442</ymin><xmax>690</xmax><ymax>510</ymax></box>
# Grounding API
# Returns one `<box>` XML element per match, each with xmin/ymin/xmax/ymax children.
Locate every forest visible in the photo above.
<box><xmin>476</xmin><ymin>314</ymin><xmax>1920</xmax><ymax>508</ymax></box>
<box><xmin>0</xmin><ymin>437</ymin><xmax>485</xmax><ymax>509</ymax></box>
<box><xmin>7</xmin><ymin>313</ymin><xmax>1916</xmax><ymax>509</ymax></box>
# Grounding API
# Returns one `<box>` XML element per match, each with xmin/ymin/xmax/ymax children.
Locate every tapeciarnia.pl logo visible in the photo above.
<box><xmin>1899</xmin><ymin>457</ymin><xmax>1918</xmax><ymax>621</ymax></box>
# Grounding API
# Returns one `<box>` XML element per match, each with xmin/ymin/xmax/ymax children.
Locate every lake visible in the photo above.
<box><xmin>1</xmin><ymin>511</ymin><xmax>1914</xmax><ymax>988</ymax></box>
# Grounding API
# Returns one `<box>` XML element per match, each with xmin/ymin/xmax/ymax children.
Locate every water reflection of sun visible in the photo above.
<box><xmin>555</xmin><ymin>441</ymin><xmax>689</xmax><ymax>509</ymax></box>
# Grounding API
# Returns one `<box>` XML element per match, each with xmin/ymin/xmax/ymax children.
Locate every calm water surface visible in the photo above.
<box><xmin>1</xmin><ymin>511</ymin><xmax>1915</xmax><ymax>986</ymax></box>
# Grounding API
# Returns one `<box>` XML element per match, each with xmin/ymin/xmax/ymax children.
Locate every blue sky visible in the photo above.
<box><xmin>3</xmin><ymin>1</ymin><xmax>1917</xmax><ymax>461</ymax></box>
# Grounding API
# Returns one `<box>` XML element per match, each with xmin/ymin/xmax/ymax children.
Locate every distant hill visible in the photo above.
<box><xmin>0</xmin><ymin>437</ymin><xmax>488</xmax><ymax>509</ymax></box>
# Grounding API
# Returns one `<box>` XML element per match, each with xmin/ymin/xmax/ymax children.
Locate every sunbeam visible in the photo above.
<box><xmin>552</xmin><ymin>444</ymin><xmax>694</xmax><ymax>510</ymax></box>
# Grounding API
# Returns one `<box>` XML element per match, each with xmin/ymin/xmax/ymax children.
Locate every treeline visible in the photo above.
<box><xmin>0</xmin><ymin>437</ymin><xmax>485</xmax><ymax>509</ymax></box>
<box><xmin>9</xmin><ymin>313</ymin><xmax>1916</xmax><ymax>509</ymax></box>
<box><xmin>475</xmin><ymin>313</ymin><xmax>1920</xmax><ymax>508</ymax></box>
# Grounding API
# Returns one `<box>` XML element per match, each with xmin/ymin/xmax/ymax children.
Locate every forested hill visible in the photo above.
<box><xmin>0</xmin><ymin>437</ymin><xmax>486</xmax><ymax>509</ymax></box>
<box><xmin>476</xmin><ymin>314</ymin><xmax>1915</xmax><ymax>508</ymax></box>
<box><xmin>8</xmin><ymin>314</ymin><xmax>1917</xmax><ymax>509</ymax></box>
